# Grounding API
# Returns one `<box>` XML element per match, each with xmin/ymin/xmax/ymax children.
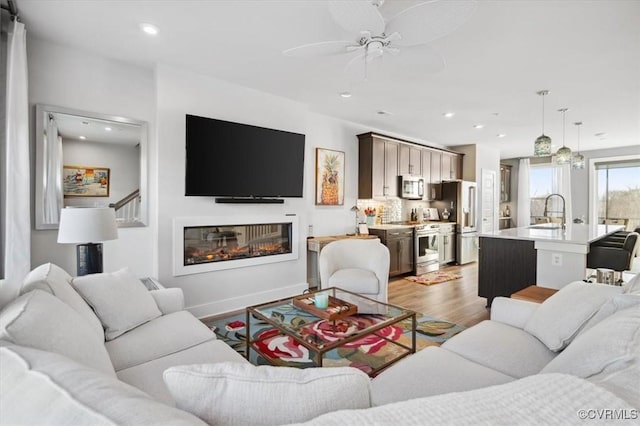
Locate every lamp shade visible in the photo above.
<box><xmin>58</xmin><ymin>207</ymin><xmax>118</xmax><ymax>243</ymax></box>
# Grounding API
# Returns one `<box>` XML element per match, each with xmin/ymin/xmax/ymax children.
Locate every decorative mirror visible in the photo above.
<box><xmin>35</xmin><ymin>104</ymin><xmax>148</xmax><ymax>229</ymax></box>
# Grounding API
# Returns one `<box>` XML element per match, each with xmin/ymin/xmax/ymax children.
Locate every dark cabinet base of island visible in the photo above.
<box><xmin>478</xmin><ymin>236</ymin><xmax>537</xmax><ymax>307</ymax></box>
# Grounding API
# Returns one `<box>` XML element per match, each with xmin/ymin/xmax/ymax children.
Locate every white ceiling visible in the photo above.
<box><xmin>53</xmin><ymin>112</ymin><xmax>141</xmax><ymax>146</ymax></box>
<box><xmin>16</xmin><ymin>0</ymin><xmax>640</xmax><ymax>159</ymax></box>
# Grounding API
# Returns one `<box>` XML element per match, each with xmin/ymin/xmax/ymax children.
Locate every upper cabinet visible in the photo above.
<box><xmin>358</xmin><ymin>133</ymin><xmax>399</xmax><ymax>198</ymax></box>
<box><xmin>399</xmin><ymin>144</ymin><xmax>422</xmax><ymax>175</ymax></box>
<box><xmin>442</xmin><ymin>152</ymin><xmax>462</xmax><ymax>181</ymax></box>
<box><xmin>500</xmin><ymin>164</ymin><xmax>512</xmax><ymax>202</ymax></box>
<box><xmin>358</xmin><ymin>132</ymin><xmax>463</xmax><ymax>200</ymax></box>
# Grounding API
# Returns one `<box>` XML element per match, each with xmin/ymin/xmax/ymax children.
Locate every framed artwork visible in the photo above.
<box><xmin>315</xmin><ymin>148</ymin><xmax>345</xmax><ymax>205</ymax></box>
<box><xmin>63</xmin><ymin>165</ymin><xmax>110</xmax><ymax>197</ymax></box>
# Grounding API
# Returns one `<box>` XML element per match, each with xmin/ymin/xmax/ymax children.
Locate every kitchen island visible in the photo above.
<box><xmin>478</xmin><ymin>223</ymin><xmax>623</xmax><ymax>306</ymax></box>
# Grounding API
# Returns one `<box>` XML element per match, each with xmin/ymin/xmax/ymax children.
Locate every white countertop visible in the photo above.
<box><xmin>481</xmin><ymin>223</ymin><xmax>624</xmax><ymax>245</ymax></box>
<box><xmin>369</xmin><ymin>221</ymin><xmax>455</xmax><ymax>230</ymax></box>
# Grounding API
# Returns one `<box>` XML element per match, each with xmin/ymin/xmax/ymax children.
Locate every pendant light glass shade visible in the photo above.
<box><xmin>555</xmin><ymin>108</ymin><xmax>572</xmax><ymax>165</ymax></box>
<box><xmin>534</xmin><ymin>90</ymin><xmax>552</xmax><ymax>156</ymax></box>
<box><xmin>572</xmin><ymin>121</ymin><xmax>585</xmax><ymax>170</ymax></box>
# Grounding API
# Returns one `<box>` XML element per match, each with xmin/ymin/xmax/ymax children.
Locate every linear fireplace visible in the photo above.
<box><xmin>173</xmin><ymin>215</ymin><xmax>299</xmax><ymax>276</ymax></box>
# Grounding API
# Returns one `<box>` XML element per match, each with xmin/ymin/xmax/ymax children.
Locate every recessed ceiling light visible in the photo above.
<box><xmin>339</xmin><ymin>92</ymin><xmax>352</xmax><ymax>98</ymax></box>
<box><xmin>473</xmin><ymin>124</ymin><xmax>484</xmax><ymax>129</ymax></box>
<box><xmin>443</xmin><ymin>112</ymin><xmax>455</xmax><ymax>118</ymax></box>
<box><xmin>139</xmin><ymin>23</ymin><xmax>159</xmax><ymax>36</ymax></box>
<box><xmin>497</xmin><ymin>133</ymin><xmax>506</xmax><ymax>138</ymax></box>
<box><xmin>79</xmin><ymin>136</ymin><xmax>86</xmax><ymax>140</ymax></box>
<box><xmin>105</xmin><ymin>127</ymin><xmax>112</xmax><ymax>131</ymax></box>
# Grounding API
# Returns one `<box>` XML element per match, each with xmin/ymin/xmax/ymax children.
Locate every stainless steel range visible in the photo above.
<box><xmin>415</xmin><ymin>224</ymin><xmax>440</xmax><ymax>274</ymax></box>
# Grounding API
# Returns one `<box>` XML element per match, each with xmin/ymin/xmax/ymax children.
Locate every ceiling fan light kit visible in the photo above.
<box><xmin>555</xmin><ymin>108</ymin><xmax>572</xmax><ymax>165</ymax></box>
<box><xmin>534</xmin><ymin>90</ymin><xmax>552</xmax><ymax>157</ymax></box>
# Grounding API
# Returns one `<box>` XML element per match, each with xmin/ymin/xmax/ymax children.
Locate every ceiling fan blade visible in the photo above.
<box><xmin>386</xmin><ymin>0</ymin><xmax>478</xmax><ymax>47</ymax></box>
<box><xmin>283</xmin><ymin>40</ymin><xmax>354</xmax><ymax>57</ymax></box>
<box><xmin>328</xmin><ymin>1</ymin><xmax>385</xmax><ymax>36</ymax></box>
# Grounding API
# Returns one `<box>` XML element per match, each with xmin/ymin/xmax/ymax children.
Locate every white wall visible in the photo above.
<box><xmin>27</xmin><ymin>37</ymin><xmax>156</xmax><ymax>277</ymax></box>
<box><xmin>155</xmin><ymin>65</ymin><xmax>373</xmax><ymax>316</ymax></box>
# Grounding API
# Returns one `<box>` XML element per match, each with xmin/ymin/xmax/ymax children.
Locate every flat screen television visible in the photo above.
<box><xmin>185</xmin><ymin>114</ymin><xmax>305</xmax><ymax>200</ymax></box>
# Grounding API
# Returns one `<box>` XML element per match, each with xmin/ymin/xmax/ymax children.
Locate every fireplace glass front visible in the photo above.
<box><xmin>183</xmin><ymin>222</ymin><xmax>292</xmax><ymax>266</ymax></box>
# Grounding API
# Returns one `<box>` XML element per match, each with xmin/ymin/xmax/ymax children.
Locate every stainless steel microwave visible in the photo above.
<box><xmin>400</xmin><ymin>175</ymin><xmax>424</xmax><ymax>199</ymax></box>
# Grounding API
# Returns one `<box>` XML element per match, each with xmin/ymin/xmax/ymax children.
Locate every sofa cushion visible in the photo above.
<box><xmin>0</xmin><ymin>290</ymin><xmax>116</xmax><ymax>377</ymax></box>
<box><xmin>21</xmin><ymin>263</ymin><xmax>104</xmax><ymax>340</ymax></box>
<box><xmin>541</xmin><ymin>306</ymin><xmax>640</xmax><ymax>379</ymax></box>
<box><xmin>371</xmin><ymin>346</ymin><xmax>514</xmax><ymax>406</ymax></box>
<box><xmin>105</xmin><ymin>310</ymin><xmax>215</xmax><ymax>371</ymax></box>
<box><xmin>163</xmin><ymin>362</ymin><xmax>372</xmax><ymax>426</ymax></box>
<box><xmin>582</xmin><ymin>293</ymin><xmax>640</xmax><ymax>333</ymax></box>
<box><xmin>0</xmin><ymin>344</ymin><xmax>205</xmax><ymax>426</ymax></box>
<box><xmin>116</xmin><ymin>339</ymin><xmax>249</xmax><ymax>405</ymax></box>
<box><xmin>72</xmin><ymin>268</ymin><xmax>162</xmax><ymax>341</ymax></box>
<box><xmin>292</xmin><ymin>374</ymin><xmax>634</xmax><ymax>425</ymax></box>
<box><xmin>328</xmin><ymin>268</ymin><xmax>379</xmax><ymax>294</ymax></box>
<box><xmin>524</xmin><ymin>281</ymin><xmax>623</xmax><ymax>351</ymax></box>
<box><xmin>442</xmin><ymin>320</ymin><xmax>556</xmax><ymax>378</ymax></box>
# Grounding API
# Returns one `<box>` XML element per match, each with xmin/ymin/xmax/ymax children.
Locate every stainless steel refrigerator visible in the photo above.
<box><xmin>441</xmin><ymin>181</ymin><xmax>478</xmax><ymax>264</ymax></box>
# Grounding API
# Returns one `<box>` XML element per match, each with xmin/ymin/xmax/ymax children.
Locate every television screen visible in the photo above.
<box><xmin>185</xmin><ymin>115</ymin><xmax>305</xmax><ymax>198</ymax></box>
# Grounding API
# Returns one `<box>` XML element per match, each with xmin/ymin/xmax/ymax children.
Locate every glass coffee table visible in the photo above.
<box><xmin>246</xmin><ymin>287</ymin><xmax>416</xmax><ymax>377</ymax></box>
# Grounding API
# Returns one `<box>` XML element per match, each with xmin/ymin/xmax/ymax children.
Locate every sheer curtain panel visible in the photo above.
<box><xmin>1</xmin><ymin>18</ymin><xmax>30</xmax><ymax>308</ymax></box>
<box><xmin>517</xmin><ymin>158</ymin><xmax>530</xmax><ymax>227</ymax></box>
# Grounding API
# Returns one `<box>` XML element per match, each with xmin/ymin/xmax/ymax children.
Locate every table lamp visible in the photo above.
<box><xmin>57</xmin><ymin>207</ymin><xmax>118</xmax><ymax>276</ymax></box>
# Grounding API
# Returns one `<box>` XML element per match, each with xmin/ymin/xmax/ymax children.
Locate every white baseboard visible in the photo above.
<box><xmin>187</xmin><ymin>282</ymin><xmax>309</xmax><ymax>319</ymax></box>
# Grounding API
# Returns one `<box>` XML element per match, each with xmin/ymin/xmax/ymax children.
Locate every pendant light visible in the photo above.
<box><xmin>555</xmin><ymin>108</ymin><xmax>572</xmax><ymax>164</ymax></box>
<box><xmin>534</xmin><ymin>90</ymin><xmax>552</xmax><ymax>156</ymax></box>
<box><xmin>572</xmin><ymin>122</ymin><xmax>585</xmax><ymax>169</ymax></box>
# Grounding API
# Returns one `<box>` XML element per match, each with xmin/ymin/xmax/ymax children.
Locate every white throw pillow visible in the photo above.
<box><xmin>0</xmin><ymin>290</ymin><xmax>116</xmax><ymax>377</ymax></box>
<box><xmin>524</xmin><ymin>281</ymin><xmax>623</xmax><ymax>351</ymax></box>
<box><xmin>21</xmin><ymin>263</ymin><xmax>104</xmax><ymax>340</ymax></box>
<box><xmin>0</xmin><ymin>344</ymin><xmax>206</xmax><ymax>426</ymax></box>
<box><xmin>73</xmin><ymin>268</ymin><xmax>161</xmax><ymax>341</ymax></box>
<box><xmin>623</xmin><ymin>272</ymin><xmax>640</xmax><ymax>294</ymax></box>
<box><xmin>163</xmin><ymin>362</ymin><xmax>372</xmax><ymax>425</ymax></box>
<box><xmin>541</xmin><ymin>306</ymin><xmax>640</xmax><ymax>379</ymax></box>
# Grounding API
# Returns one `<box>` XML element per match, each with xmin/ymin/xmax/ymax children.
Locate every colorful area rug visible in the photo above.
<box><xmin>404</xmin><ymin>271</ymin><xmax>462</xmax><ymax>286</ymax></box>
<box><xmin>203</xmin><ymin>310</ymin><xmax>465</xmax><ymax>375</ymax></box>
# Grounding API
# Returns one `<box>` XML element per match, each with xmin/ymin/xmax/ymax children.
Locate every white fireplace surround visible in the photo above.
<box><xmin>173</xmin><ymin>215</ymin><xmax>299</xmax><ymax>276</ymax></box>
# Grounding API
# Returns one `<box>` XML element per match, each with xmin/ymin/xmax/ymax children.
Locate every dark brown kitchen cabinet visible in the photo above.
<box><xmin>442</xmin><ymin>152</ymin><xmax>461</xmax><ymax>180</ymax></box>
<box><xmin>369</xmin><ymin>227</ymin><xmax>414</xmax><ymax>277</ymax></box>
<box><xmin>500</xmin><ymin>164</ymin><xmax>512</xmax><ymax>202</ymax></box>
<box><xmin>399</xmin><ymin>145</ymin><xmax>422</xmax><ymax>176</ymax></box>
<box><xmin>358</xmin><ymin>133</ymin><xmax>399</xmax><ymax>198</ymax></box>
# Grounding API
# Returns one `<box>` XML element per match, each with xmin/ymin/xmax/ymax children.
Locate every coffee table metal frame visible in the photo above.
<box><xmin>245</xmin><ymin>287</ymin><xmax>416</xmax><ymax>376</ymax></box>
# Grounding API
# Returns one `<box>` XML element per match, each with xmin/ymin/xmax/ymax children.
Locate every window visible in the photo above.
<box><xmin>529</xmin><ymin>164</ymin><xmax>569</xmax><ymax>225</ymax></box>
<box><xmin>595</xmin><ymin>159</ymin><xmax>640</xmax><ymax>231</ymax></box>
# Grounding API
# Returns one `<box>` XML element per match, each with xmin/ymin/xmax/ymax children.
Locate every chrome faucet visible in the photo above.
<box><xmin>543</xmin><ymin>194</ymin><xmax>566</xmax><ymax>230</ymax></box>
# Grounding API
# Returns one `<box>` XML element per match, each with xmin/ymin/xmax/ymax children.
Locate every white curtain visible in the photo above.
<box><xmin>517</xmin><ymin>158</ymin><xmax>530</xmax><ymax>227</ymax></box>
<box><xmin>43</xmin><ymin>117</ymin><xmax>63</xmax><ymax>223</ymax></box>
<box><xmin>1</xmin><ymin>19</ymin><xmax>30</xmax><ymax>307</ymax></box>
<box><xmin>553</xmin><ymin>163</ymin><xmax>573</xmax><ymax>224</ymax></box>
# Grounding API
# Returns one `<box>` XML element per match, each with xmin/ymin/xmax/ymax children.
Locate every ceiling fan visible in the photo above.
<box><xmin>284</xmin><ymin>0</ymin><xmax>478</xmax><ymax>80</ymax></box>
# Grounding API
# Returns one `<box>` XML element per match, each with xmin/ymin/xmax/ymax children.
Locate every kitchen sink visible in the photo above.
<box><xmin>527</xmin><ymin>224</ymin><xmax>562</xmax><ymax>230</ymax></box>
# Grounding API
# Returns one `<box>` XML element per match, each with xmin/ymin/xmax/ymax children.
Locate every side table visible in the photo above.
<box><xmin>511</xmin><ymin>285</ymin><xmax>558</xmax><ymax>304</ymax></box>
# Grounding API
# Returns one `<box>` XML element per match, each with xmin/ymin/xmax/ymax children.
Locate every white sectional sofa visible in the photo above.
<box><xmin>1</xmin><ymin>263</ymin><xmax>639</xmax><ymax>425</ymax></box>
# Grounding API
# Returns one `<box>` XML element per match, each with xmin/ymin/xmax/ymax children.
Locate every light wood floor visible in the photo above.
<box><xmin>203</xmin><ymin>262</ymin><xmax>489</xmax><ymax>326</ymax></box>
<box><xmin>389</xmin><ymin>262</ymin><xmax>490</xmax><ymax>327</ymax></box>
